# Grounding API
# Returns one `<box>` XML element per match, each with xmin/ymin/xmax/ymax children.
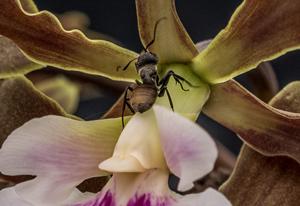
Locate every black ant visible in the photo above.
<box><xmin>118</xmin><ymin>17</ymin><xmax>196</xmax><ymax>127</ymax></box>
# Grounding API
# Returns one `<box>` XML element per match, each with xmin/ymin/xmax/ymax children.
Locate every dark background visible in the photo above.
<box><xmin>34</xmin><ymin>0</ymin><xmax>300</xmax><ymax>154</ymax></box>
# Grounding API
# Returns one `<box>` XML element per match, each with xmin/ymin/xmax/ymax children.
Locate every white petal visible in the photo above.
<box><xmin>72</xmin><ymin>170</ymin><xmax>231</xmax><ymax>206</ymax></box>
<box><xmin>0</xmin><ymin>187</ymin><xmax>32</xmax><ymax>206</ymax></box>
<box><xmin>176</xmin><ymin>188</ymin><xmax>231</xmax><ymax>206</ymax></box>
<box><xmin>0</xmin><ymin>116</ymin><xmax>122</xmax><ymax>205</ymax></box>
<box><xmin>99</xmin><ymin>110</ymin><xmax>166</xmax><ymax>172</ymax></box>
<box><xmin>153</xmin><ymin>105</ymin><xmax>218</xmax><ymax>191</ymax></box>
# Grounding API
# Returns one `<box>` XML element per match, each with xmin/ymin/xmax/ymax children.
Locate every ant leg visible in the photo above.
<box><xmin>165</xmin><ymin>88</ymin><xmax>174</xmax><ymax>111</ymax></box>
<box><xmin>159</xmin><ymin>70</ymin><xmax>198</xmax><ymax>92</ymax></box>
<box><xmin>122</xmin><ymin>86</ymin><xmax>134</xmax><ymax>128</ymax></box>
<box><xmin>158</xmin><ymin>87</ymin><xmax>174</xmax><ymax>111</ymax></box>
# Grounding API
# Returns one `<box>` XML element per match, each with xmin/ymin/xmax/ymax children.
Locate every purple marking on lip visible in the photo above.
<box><xmin>127</xmin><ymin>193</ymin><xmax>173</xmax><ymax>206</ymax></box>
<box><xmin>73</xmin><ymin>191</ymin><xmax>115</xmax><ymax>206</ymax></box>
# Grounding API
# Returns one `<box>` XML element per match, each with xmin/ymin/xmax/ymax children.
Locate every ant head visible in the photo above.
<box><xmin>135</xmin><ymin>51</ymin><xmax>158</xmax><ymax>69</ymax></box>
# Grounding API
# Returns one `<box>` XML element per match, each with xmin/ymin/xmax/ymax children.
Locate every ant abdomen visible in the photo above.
<box><xmin>130</xmin><ymin>84</ymin><xmax>157</xmax><ymax>113</ymax></box>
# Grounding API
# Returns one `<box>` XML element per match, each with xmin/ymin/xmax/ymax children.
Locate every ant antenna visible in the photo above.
<box><xmin>116</xmin><ymin>57</ymin><xmax>138</xmax><ymax>71</ymax></box>
<box><xmin>144</xmin><ymin>17</ymin><xmax>167</xmax><ymax>51</ymax></box>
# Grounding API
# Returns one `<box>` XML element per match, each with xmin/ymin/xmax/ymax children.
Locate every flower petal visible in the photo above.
<box><xmin>218</xmin><ymin>80</ymin><xmax>300</xmax><ymax>206</ymax></box>
<box><xmin>0</xmin><ymin>115</ymin><xmax>122</xmax><ymax>205</ymax></box>
<box><xmin>100</xmin><ymin>109</ymin><xmax>166</xmax><ymax>172</ymax></box>
<box><xmin>221</xmin><ymin>145</ymin><xmax>300</xmax><ymax>206</ymax></box>
<box><xmin>0</xmin><ymin>76</ymin><xmax>69</xmax><ymax>146</ymax></box>
<box><xmin>19</xmin><ymin>0</ymin><xmax>38</xmax><ymax>13</ymax></box>
<box><xmin>156</xmin><ymin>64</ymin><xmax>210</xmax><ymax>118</ymax></box>
<box><xmin>192</xmin><ymin>0</ymin><xmax>300</xmax><ymax>83</ymax></box>
<box><xmin>0</xmin><ymin>35</ymin><xmax>43</xmax><ymax>78</ymax></box>
<box><xmin>136</xmin><ymin>0</ymin><xmax>198</xmax><ymax>63</ymax></box>
<box><xmin>0</xmin><ymin>0</ymin><xmax>138</xmax><ymax>82</ymax></box>
<box><xmin>0</xmin><ymin>0</ymin><xmax>42</xmax><ymax>78</ymax></box>
<box><xmin>0</xmin><ymin>187</ymin><xmax>32</xmax><ymax>206</ymax></box>
<box><xmin>153</xmin><ymin>105</ymin><xmax>218</xmax><ymax>191</ymax></box>
<box><xmin>35</xmin><ymin>76</ymin><xmax>80</xmax><ymax>113</ymax></box>
<box><xmin>203</xmin><ymin>80</ymin><xmax>300</xmax><ymax>163</ymax></box>
<box><xmin>73</xmin><ymin>170</ymin><xmax>231</xmax><ymax>206</ymax></box>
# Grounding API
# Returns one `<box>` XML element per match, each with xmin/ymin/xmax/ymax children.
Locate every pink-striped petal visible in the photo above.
<box><xmin>0</xmin><ymin>116</ymin><xmax>122</xmax><ymax>205</ymax></box>
<box><xmin>72</xmin><ymin>169</ymin><xmax>231</xmax><ymax>206</ymax></box>
<box><xmin>153</xmin><ymin>105</ymin><xmax>218</xmax><ymax>191</ymax></box>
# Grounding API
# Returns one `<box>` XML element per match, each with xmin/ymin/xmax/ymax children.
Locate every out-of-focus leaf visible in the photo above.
<box><xmin>220</xmin><ymin>82</ymin><xmax>300</xmax><ymax>206</ymax></box>
<box><xmin>269</xmin><ymin>82</ymin><xmax>300</xmax><ymax>113</ymax></box>
<box><xmin>0</xmin><ymin>76</ymin><xmax>71</xmax><ymax>145</ymax></box>
<box><xmin>192</xmin><ymin>0</ymin><xmax>300</xmax><ymax>84</ymax></box>
<box><xmin>136</xmin><ymin>0</ymin><xmax>198</xmax><ymax>63</ymax></box>
<box><xmin>203</xmin><ymin>80</ymin><xmax>300</xmax><ymax>163</ymax></box>
<box><xmin>35</xmin><ymin>76</ymin><xmax>80</xmax><ymax>114</ymax></box>
<box><xmin>0</xmin><ymin>0</ymin><xmax>138</xmax><ymax>82</ymax></box>
<box><xmin>245</xmin><ymin>62</ymin><xmax>279</xmax><ymax>102</ymax></box>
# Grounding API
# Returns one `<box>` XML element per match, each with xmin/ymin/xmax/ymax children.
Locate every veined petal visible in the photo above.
<box><xmin>35</xmin><ymin>76</ymin><xmax>80</xmax><ymax>113</ymax></box>
<box><xmin>192</xmin><ymin>0</ymin><xmax>300</xmax><ymax>84</ymax></box>
<box><xmin>0</xmin><ymin>116</ymin><xmax>122</xmax><ymax>205</ymax></box>
<box><xmin>0</xmin><ymin>0</ymin><xmax>138</xmax><ymax>82</ymax></box>
<box><xmin>136</xmin><ymin>0</ymin><xmax>198</xmax><ymax>63</ymax></box>
<box><xmin>0</xmin><ymin>0</ymin><xmax>42</xmax><ymax>78</ymax></box>
<box><xmin>203</xmin><ymin>80</ymin><xmax>300</xmax><ymax>163</ymax></box>
<box><xmin>153</xmin><ymin>105</ymin><xmax>218</xmax><ymax>191</ymax></box>
<box><xmin>0</xmin><ymin>35</ymin><xmax>44</xmax><ymax>78</ymax></box>
<box><xmin>0</xmin><ymin>76</ymin><xmax>70</xmax><ymax>146</ymax></box>
<box><xmin>100</xmin><ymin>109</ymin><xmax>166</xmax><ymax>172</ymax></box>
<box><xmin>72</xmin><ymin>170</ymin><xmax>231</xmax><ymax>206</ymax></box>
<box><xmin>221</xmin><ymin>84</ymin><xmax>300</xmax><ymax>206</ymax></box>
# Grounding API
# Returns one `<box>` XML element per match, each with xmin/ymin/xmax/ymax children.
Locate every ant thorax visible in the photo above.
<box><xmin>138</xmin><ymin>65</ymin><xmax>158</xmax><ymax>85</ymax></box>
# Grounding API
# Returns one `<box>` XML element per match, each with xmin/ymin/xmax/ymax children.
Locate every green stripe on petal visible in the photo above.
<box><xmin>203</xmin><ymin>80</ymin><xmax>300</xmax><ymax>163</ymax></box>
<box><xmin>0</xmin><ymin>0</ymin><xmax>138</xmax><ymax>82</ymax></box>
<box><xmin>192</xmin><ymin>0</ymin><xmax>300</xmax><ymax>84</ymax></box>
<box><xmin>136</xmin><ymin>0</ymin><xmax>198</xmax><ymax>63</ymax></box>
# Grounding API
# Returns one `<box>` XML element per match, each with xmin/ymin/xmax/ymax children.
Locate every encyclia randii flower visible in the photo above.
<box><xmin>0</xmin><ymin>0</ymin><xmax>300</xmax><ymax>205</ymax></box>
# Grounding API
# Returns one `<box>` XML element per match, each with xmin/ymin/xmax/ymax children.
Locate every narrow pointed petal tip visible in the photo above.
<box><xmin>153</xmin><ymin>105</ymin><xmax>218</xmax><ymax>191</ymax></box>
<box><xmin>203</xmin><ymin>80</ymin><xmax>300</xmax><ymax>163</ymax></box>
<box><xmin>136</xmin><ymin>0</ymin><xmax>198</xmax><ymax>63</ymax></box>
<box><xmin>0</xmin><ymin>115</ymin><xmax>122</xmax><ymax>205</ymax></box>
<box><xmin>192</xmin><ymin>0</ymin><xmax>300</xmax><ymax>84</ymax></box>
<box><xmin>0</xmin><ymin>0</ymin><xmax>138</xmax><ymax>82</ymax></box>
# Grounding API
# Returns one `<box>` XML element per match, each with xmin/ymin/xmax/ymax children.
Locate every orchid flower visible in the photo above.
<box><xmin>0</xmin><ymin>0</ymin><xmax>299</xmax><ymax>163</ymax></box>
<box><xmin>0</xmin><ymin>105</ymin><xmax>230</xmax><ymax>205</ymax></box>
